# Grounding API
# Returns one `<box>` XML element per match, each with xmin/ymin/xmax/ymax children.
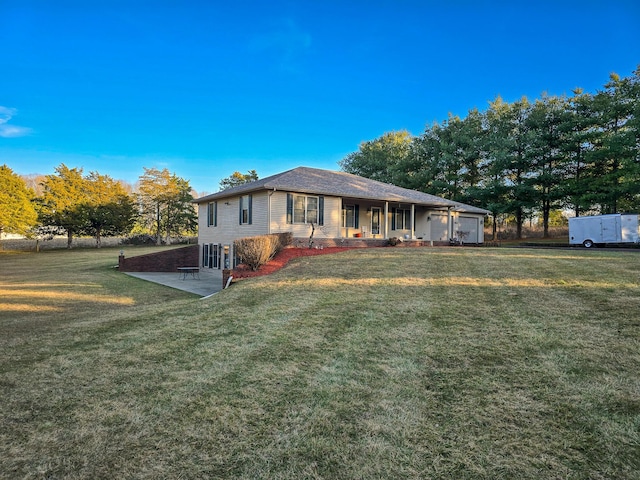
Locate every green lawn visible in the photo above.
<box><xmin>1</xmin><ymin>246</ymin><xmax>639</xmax><ymax>479</ymax></box>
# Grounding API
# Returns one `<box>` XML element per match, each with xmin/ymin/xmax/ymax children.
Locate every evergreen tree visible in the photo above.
<box><xmin>585</xmin><ymin>72</ymin><xmax>639</xmax><ymax>213</ymax></box>
<box><xmin>219</xmin><ymin>170</ymin><xmax>259</xmax><ymax>191</ymax></box>
<box><xmin>525</xmin><ymin>95</ymin><xmax>569</xmax><ymax>237</ymax></box>
<box><xmin>0</xmin><ymin>165</ymin><xmax>38</xmax><ymax>245</ymax></box>
<box><xmin>472</xmin><ymin>103</ymin><xmax>510</xmax><ymax>239</ymax></box>
<box><xmin>433</xmin><ymin>115</ymin><xmax>466</xmax><ymax>200</ymax></box>
<box><xmin>562</xmin><ymin>88</ymin><xmax>596</xmax><ymax>216</ymax></box>
<box><xmin>339</xmin><ymin>65</ymin><xmax>640</xmax><ymax>237</ymax></box>
<box><xmin>611</xmin><ymin>67</ymin><xmax>640</xmax><ymax>212</ymax></box>
<box><xmin>339</xmin><ymin>130</ymin><xmax>413</xmax><ymax>185</ymax></box>
<box><xmin>165</xmin><ymin>175</ymin><xmax>198</xmax><ymax>240</ymax></box>
<box><xmin>79</xmin><ymin>172</ymin><xmax>137</xmax><ymax>247</ymax></box>
<box><xmin>38</xmin><ymin>165</ymin><xmax>138</xmax><ymax>247</ymax></box>
<box><xmin>400</xmin><ymin>125</ymin><xmax>442</xmax><ymax>194</ymax></box>
<box><xmin>484</xmin><ymin>96</ymin><xmax>536</xmax><ymax>238</ymax></box>
<box><xmin>38</xmin><ymin>164</ymin><xmax>89</xmax><ymax>248</ymax></box>
<box><xmin>455</xmin><ymin>109</ymin><xmax>485</xmax><ymax>205</ymax></box>
<box><xmin>138</xmin><ymin>167</ymin><xmax>197</xmax><ymax>244</ymax></box>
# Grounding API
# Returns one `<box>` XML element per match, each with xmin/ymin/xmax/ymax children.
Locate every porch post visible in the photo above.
<box><xmin>447</xmin><ymin>207</ymin><xmax>453</xmax><ymax>240</ymax></box>
<box><xmin>384</xmin><ymin>202</ymin><xmax>389</xmax><ymax>239</ymax></box>
<box><xmin>340</xmin><ymin>198</ymin><xmax>344</xmax><ymax>238</ymax></box>
<box><xmin>411</xmin><ymin>204</ymin><xmax>415</xmax><ymax>240</ymax></box>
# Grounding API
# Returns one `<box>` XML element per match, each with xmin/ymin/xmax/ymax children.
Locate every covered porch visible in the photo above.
<box><xmin>338</xmin><ymin>197</ymin><xmax>485</xmax><ymax>244</ymax></box>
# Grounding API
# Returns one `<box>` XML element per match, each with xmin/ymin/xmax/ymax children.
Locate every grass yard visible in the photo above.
<box><xmin>1</xmin><ymin>246</ymin><xmax>639</xmax><ymax>479</ymax></box>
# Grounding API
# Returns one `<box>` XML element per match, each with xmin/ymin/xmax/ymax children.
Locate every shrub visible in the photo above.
<box><xmin>277</xmin><ymin>232</ymin><xmax>293</xmax><ymax>249</ymax></box>
<box><xmin>234</xmin><ymin>232</ymin><xmax>293</xmax><ymax>271</ymax></box>
<box><xmin>121</xmin><ymin>234</ymin><xmax>156</xmax><ymax>245</ymax></box>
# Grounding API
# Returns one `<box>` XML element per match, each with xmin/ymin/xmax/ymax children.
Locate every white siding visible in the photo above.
<box><xmin>198</xmin><ymin>192</ymin><xmax>269</xmax><ymax>264</ymax></box>
<box><xmin>269</xmin><ymin>192</ymin><xmax>341</xmax><ymax>238</ymax></box>
<box><xmin>430</xmin><ymin>213</ymin><xmax>449</xmax><ymax>241</ymax></box>
<box><xmin>415</xmin><ymin>211</ymin><xmax>430</xmax><ymax>239</ymax></box>
<box><xmin>197</xmin><ymin>190</ymin><xmax>486</xmax><ymax>255</ymax></box>
<box><xmin>198</xmin><ymin>191</ymin><xmax>350</xmax><ymax>265</ymax></box>
<box><xmin>323</xmin><ymin>196</ymin><xmax>342</xmax><ymax>238</ymax></box>
<box><xmin>269</xmin><ymin>191</ymin><xmax>288</xmax><ymax>233</ymax></box>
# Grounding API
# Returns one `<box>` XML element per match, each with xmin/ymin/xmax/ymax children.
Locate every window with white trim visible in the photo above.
<box><xmin>239</xmin><ymin>195</ymin><xmax>252</xmax><ymax>225</ymax></box>
<box><xmin>342</xmin><ymin>204</ymin><xmax>358</xmax><ymax>228</ymax></box>
<box><xmin>207</xmin><ymin>202</ymin><xmax>217</xmax><ymax>227</ymax></box>
<box><xmin>392</xmin><ymin>208</ymin><xmax>412</xmax><ymax>230</ymax></box>
<box><xmin>287</xmin><ymin>194</ymin><xmax>323</xmax><ymax>225</ymax></box>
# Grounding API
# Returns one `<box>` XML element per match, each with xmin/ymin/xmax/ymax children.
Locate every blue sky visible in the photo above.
<box><xmin>1</xmin><ymin>0</ymin><xmax>639</xmax><ymax>195</ymax></box>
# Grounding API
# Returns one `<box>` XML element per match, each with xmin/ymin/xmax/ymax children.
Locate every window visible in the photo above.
<box><xmin>203</xmin><ymin>243</ymin><xmax>209</xmax><ymax>267</ymax></box>
<box><xmin>207</xmin><ymin>202</ymin><xmax>217</xmax><ymax>227</ymax></box>
<box><xmin>342</xmin><ymin>204</ymin><xmax>359</xmax><ymax>228</ymax></box>
<box><xmin>371</xmin><ymin>207</ymin><xmax>381</xmax><ymax>234</ymax></box>
<box><xmin>392</xmin><ymin>208</ymin><xmax>412</xmax><ymax>230</ymax></box>
<box><xmin>212</xmin><ymin>244</ymin><xmax>220</xmax><ymax>268</ymax></box>
<box><xmin>287</xmin><ymin>194</ymin><xmax>324</xmax><ymax>225</ymax></box>
<box><xmin>203</xmin><ymin>243</ymin><xmax>221</xmax><ymax>269</ymax></box>
<box><xmin>293</xmin><ymin>195</ymin><xmax>306</xmax><ymax>223</ymax></box>
<box><xmin>239</xmin><ymin>195</ymin><xmax>252</xmax><ymax>225</ymax></box>
<box><xmin>306</xmin><ymin>196</ymin><xmax>318</xmax><ymax>224</ymax></box>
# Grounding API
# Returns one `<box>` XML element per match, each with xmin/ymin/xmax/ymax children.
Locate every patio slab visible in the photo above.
<box><xmin>124</xmin><ymin>269</ymin><xmax>224</xmax><ymax>297</ymax></box>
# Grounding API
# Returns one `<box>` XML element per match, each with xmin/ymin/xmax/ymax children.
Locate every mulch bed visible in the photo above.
<box><xmin>232</xmin><ymin>246</ymin><xmax>356</xmax><ymax>279</ymax></box>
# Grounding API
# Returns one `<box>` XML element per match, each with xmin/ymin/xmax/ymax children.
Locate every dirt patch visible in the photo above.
<box><xmin>232</xmin><ymin>247</ymin><xmax>356</xmax><ymax>278</ymax></box>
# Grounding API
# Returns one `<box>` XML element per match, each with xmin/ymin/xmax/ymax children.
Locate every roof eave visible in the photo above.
<box><xmin>195</xmin><ymin>189</ymin><xmax>490</xmax><ymax>214</ymax></box>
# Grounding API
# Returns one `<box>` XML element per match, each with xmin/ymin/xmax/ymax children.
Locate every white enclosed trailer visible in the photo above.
<box><xmin>569</xmin><ymin>214</ymin><xmax>640</xmax><ymax>248</ymax></box>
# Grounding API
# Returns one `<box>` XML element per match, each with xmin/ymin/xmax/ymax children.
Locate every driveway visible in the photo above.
<box><xmin>124</xmin><ymin>269</ymin><xmax>224</xmax><ymax>297</ymax></box>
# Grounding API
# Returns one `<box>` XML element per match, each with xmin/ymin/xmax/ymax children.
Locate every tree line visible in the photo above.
<box><xmin>0</xmin><ymin>164</ymin><xmax>197</xmax><ymax>248</ymax></box>
<box><xmin>341</xmin><ymin>67</ymin><xmax>640</xmax><ymax>238</ymax></box>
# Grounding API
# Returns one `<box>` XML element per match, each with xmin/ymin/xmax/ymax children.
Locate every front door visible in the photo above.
<box><xmin>371</xmin><ymin>207</ymin><xmax>381</xmax><ymax>235</ymax></box>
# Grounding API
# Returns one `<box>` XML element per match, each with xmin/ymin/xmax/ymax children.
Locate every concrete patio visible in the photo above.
<box><xmin>124</xmin><ymin>268</ymin><xmax>224</xmax><ymax>297</ymax></box>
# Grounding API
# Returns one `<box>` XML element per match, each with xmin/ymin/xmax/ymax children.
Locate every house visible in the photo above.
<box><xmin>194</xmin><ymin>167</ymin><xmax>490</xmax><ymax>269</ymax></box>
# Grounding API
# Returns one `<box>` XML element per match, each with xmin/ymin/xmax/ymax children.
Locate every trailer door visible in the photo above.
<box><xmin>601</xmin><ymin>216</ymin><xmax>620</xmax><ymax>243</ymax></box>
<box><xmin>621</xmin><ymin>215</ymin><xmax>639</xmax><ymax>243</ymax></box>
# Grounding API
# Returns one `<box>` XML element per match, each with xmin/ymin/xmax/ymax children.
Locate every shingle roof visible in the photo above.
<box><xmin>194</xmin><ymin>166</ymin><xmax>490</xmax><ymax>214</ymax></box>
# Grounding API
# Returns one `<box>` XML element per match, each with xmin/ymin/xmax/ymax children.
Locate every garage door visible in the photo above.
<box><xmin>458</xmin><ymin>216</ymin><xmax>478</xmax><ymax>243</ymax></box>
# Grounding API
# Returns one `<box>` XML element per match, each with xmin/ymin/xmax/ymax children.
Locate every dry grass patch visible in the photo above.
<box><xmin>1</xmin><ymin>247</ymin><xmax>639</xmax><ymax>479</ymax></box>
